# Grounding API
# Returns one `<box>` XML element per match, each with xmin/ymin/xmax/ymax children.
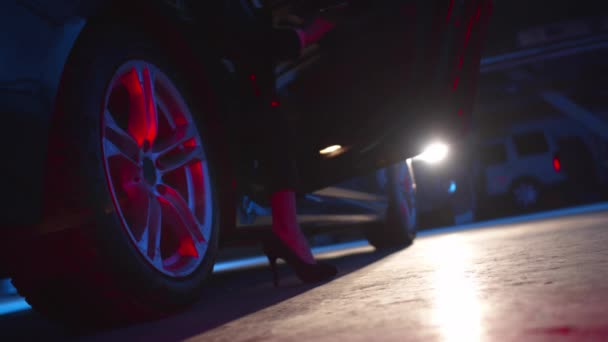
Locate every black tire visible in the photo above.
<box><xmin>366</xmin><ymin>163</ymin><xmax>417</xmax><ymax>249</ymax></box>
<box><xmin>510</xmin><ymin>178</ymin><xmax>542</xmax><ymax>213</ymax></box>
<box><xmin>5</xmin><ymin>23</ymin><xmax>223</xmax><ymax>328</ymax></box>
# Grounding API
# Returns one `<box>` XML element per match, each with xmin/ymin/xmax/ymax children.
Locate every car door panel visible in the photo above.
<box><xmin>276</xmin><ymin>0</ymin><xmax>493</xmax><ymax>192</ymax></box>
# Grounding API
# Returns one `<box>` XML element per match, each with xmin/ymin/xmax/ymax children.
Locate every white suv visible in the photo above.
<box><xmin>474</xmin><ymin>118</ymin><xmax>601</xmax><ymax>212</ymax></box>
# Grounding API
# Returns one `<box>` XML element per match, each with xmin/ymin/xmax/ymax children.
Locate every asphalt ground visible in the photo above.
<box><xmin>1</xmin><ymin>204</ymin><xmax>608</xmax><ymax>341</ymax></box>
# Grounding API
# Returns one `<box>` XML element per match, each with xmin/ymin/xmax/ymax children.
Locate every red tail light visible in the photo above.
<box><xmin>553</xmin><ymin>155</ymin><xmax>561</xmax><ymax>172</ymax></box>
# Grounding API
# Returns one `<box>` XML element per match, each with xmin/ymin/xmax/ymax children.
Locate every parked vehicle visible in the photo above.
<box><xmin>473</xmin><ymin>118</ymin><xmax>603</xmax><ymax>214</ymax></box>
<box><xmin>0</xmin><ymin>0</ymin><xmax>491</xmax><ymax>326</ymax></box>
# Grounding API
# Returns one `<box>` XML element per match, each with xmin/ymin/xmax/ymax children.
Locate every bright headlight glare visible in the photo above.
<box><xmin>414</xmin><ymin>142</ymin><xmax>449</xmax><ymax>164</ymax></box>
<box><xmin>319</xmin><ymin>145</ymin><xmax>342</xmax><ymax>155</ymax></box>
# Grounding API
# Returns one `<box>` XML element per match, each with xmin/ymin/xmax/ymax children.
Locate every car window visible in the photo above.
<box><xmin>479</xmin><ymin>143</ymin><xmax>507</xmax><ymax>166</ymax></box>
<box><xmin>512</xmin><ymin>131</ymin><xmax>549</xmax><ymax>156</ymax></box>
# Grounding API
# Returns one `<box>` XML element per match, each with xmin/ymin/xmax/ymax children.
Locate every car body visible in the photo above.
<box><xmin>473</xmin><ymin>117</ymin><xmax>603</xmax><ymax>212</ymax></box>
<box><xmin>1</xmin><ymin>0</ymin><xmax>490</xmax><ymax>228</ymax></box>
<box><xmin>237</xmin><ymin>160</ymin><xmax>417</xmax><ymax>239</ymax></box>
<box><xmin>0</xmin><ymin>0</ymin><xmax>491</xmax><ymax>325</ymax></box>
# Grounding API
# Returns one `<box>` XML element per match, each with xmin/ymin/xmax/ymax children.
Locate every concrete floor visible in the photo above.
<box><xmin>2</xmin><ymin>210</ymin><xmax>608</xmax><ymax>341</ymax></box>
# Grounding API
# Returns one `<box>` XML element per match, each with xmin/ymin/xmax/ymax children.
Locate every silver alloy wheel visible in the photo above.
<box><xmin>101</xmin><ymin>61</ymin><xmax>213</xmax><ymax>278</ymax></box>
<box><xmin>513</xmin><ymin>183</ymin><xmax>538</xmax><ymax>208</ymax></box>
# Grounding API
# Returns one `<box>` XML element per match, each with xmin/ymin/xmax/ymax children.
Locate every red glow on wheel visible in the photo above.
<box><xmin>123</xmin><ymin>69</ymin><xmax>147</xmax><ymax>147</ymax></box>
<box><xmin>178</xmin><ymin>239</ymin><xmax>199</xmax><ymax>257</ymax></box>
<box><xmin>102</xmin><ymin>61</ymin><xmax>213</xmax><ymax>278</ymax></box>
<box><xmin>142</xmin><ymin>66</ymin><xmax>158</xmax><ymax>143</ymax></box>
<box><xmin>190</xmin><ymin>161</ymin><xmax>207</xmax><ymax>225</ymax></box>
<box><xmin>123</xmin><ymin>69</ymin><xmax>143</xmax><ymax>95</ymax></box>
<box><xmin>184</xmin><ymin>138</ymin><xmax>197</xmax><ymax>147</ymax></box>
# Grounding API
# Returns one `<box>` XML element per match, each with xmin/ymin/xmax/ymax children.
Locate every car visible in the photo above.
<box><xmin>237</xmin><ymin>159</ymin><xmax>417</xmax><ymax>249</ymax></box>
<box><xmin>473</xmin><ymin>117</ymin><xmax>603</xmax><ymax>215</ymax></box>
<box><xmin>0</xmin><ymin>0</ymin><xmax>492</xmax><ymax>326</ymax></box>
<box><xmin>407</xmin><ymin>141</ymin><xmax>477</xmax><ymax>228</ymax></box>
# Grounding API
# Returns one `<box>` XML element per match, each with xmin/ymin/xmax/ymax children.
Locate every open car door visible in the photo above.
<box><xmin>274</xmin><ymin>0</ymin><xmax>493</xmax><ymax>192</ymax></box>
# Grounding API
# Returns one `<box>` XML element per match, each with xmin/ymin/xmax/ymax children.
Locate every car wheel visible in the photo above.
<box><xmin>366</xmin><ymin>163</ymin><xmax>417</xmax><ymax>249</ymax></box>
<box><xmin>511</xmin><ymin>179</ymin><xmax>541</xmax><ymax>212</ymax></box>
<box><xmin>6</xmin><ymin>24</ymin><xmax>223</xmax><ymax>328</ymax></box>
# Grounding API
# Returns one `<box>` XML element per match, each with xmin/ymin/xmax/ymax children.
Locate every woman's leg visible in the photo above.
<box><xmin>228</xmin><ymin>2</ymin><xmax>334</xmax><ymax>265</ymax></box>
<box><xmin>263</xmin><ymin>14</ymin><xmax>336</xmax><ymax>265</ymax></box>
<box><xmin>270</xmin><ymin>189</ymin><xmax>315</xmax><ymax>264</ymax></box>
<box><xmin>234</xmin><ymin>6</ymin><xmax>338</xmax><ymax>284</ymax></box>
<box><xmin>261</xmin><ymin>85</ymin><xmax>315</xmax><ymax>264</ymax></box>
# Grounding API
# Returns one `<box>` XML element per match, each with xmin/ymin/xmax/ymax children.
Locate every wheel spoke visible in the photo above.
<box><xmin>121</xmin><ymin>181</ymin><xmax>151</xmax><ymax>234</ymax></box>
<box><xmin>152</xmin><ymin>123</ymin><xmax>198</xmax><ymax>156</ymax></box>
<box><xmin>196</xmin><ymin>162</ymin><xmax>214</xmax><ymax>237</ymax></box>
<box><xmin>140</xmin><ymin>194</ymin><xmax>163</xmax><ymax>266</ymax></box>
<box><xmin>157</xmin><ymin>98</ymin><xmax>176</xmax><ymax>130</ymax></box>
<box><xmin>157</xmin><ymin>184</ymin><xmax>205</xmax><ymax>243</ymax></box>
<box><xmin>103</xmin><ymin>110</ymin><xmax>141</xmax><ymax>166</ymax></box>
<box><xmin>121</xmin><ymin>68</ymin><xmax>148</xmax><ymax>147</ymax></box>
<box><xmin>138</xmin><ymin>64</ymin><xmax>159</xmax><ymax>143</ymax></box>
<box><xmin>157</xmin><ymin>146</ymin><xmax>204</xmax><ymax>174</ymax></box>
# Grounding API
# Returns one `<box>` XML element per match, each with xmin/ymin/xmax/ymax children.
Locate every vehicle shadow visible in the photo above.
<box><xmin>87</xmin><ymin>246</ymin><xmax>400</xmax><ymax>341</ymax></box>
<box><xmin>0</xmin><ymin>245</ymin><xmax>402</xmax><ymax>342</ymax></box>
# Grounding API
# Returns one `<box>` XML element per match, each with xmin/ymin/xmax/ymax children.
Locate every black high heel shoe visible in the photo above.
<box><xmin>262</xmin><ymin>234</ymin><xmax>338</xmax><ymax>287</ymax></box>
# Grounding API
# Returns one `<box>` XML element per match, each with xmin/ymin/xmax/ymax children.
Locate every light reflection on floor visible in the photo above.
<box><xmin>428</xmin><ymin>236</ymin><xmax>482</xmax><ymax>342</ymax></box>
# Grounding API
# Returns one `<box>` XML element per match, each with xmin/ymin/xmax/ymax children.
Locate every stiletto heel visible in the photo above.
<box><xmin>262</xmin><ymin>234</ymin><xmax>337</xmax><ymax>285</ymax></box>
